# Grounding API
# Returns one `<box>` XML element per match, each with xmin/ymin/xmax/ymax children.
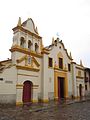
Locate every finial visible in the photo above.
<box><xmin>52</xmin><ymin>37</ymin><xmax>54</xmax><ymax>44</ymax></box>
<box><xmin>80</xmin><ymin>59</ymin><xmax>83</xmax><ymax>66</ymax></box>
<box><xmin>17</xmin><ymin>17</ymin><xmax>21</xmax><ymax>26</ymax></box>
<box><xmin>36</xmin><ymin>27</ymin><xmax>38</xmax><ymax>34</ymax></box>
<box><xmin>70</xmin><ymin>52</ymin><xmax>72</xmax><ymax>59</ymax></box>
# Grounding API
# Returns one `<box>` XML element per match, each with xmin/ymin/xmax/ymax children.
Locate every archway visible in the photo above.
<box><xmin>20</xmin><ymin>37</ymin><xmax>25</xmax><ymax>48</ymax></box>
<box><xmin>79</xmin><ymin>84</ymin><xmax>82</xmax><ymax>97</ymax></box>
<box><xmin>35</xmin><ymin>43</ymin><xmax>39</xmax><ymax>53</ymax></box>
<box><xmin>23</xmin><ymin>81</ymin><xmax>33</xmax><ymax>103</ymax></box>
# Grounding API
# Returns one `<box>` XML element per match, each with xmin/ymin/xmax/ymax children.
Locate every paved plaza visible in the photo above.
<box><xmin>0</xmin><ymin>99</ymin><xmax>90</xmax><ymax>120</ymax></box>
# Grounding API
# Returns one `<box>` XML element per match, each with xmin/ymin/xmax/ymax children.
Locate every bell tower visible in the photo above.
<box><xmin>10</xmin><ymin>17</ymin><xmax>43</xmax><ymax>64</ymax></box>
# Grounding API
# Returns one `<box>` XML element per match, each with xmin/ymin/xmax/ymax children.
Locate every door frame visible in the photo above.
<box><xmin>54</xmin><ymin>71</ymin><xmax>68</xmax><ymax>100</ymax></box>
<box><xmin>58</xmin><ymin>77</ymin><xmax>65</xmax><ymax>99</ymax></box>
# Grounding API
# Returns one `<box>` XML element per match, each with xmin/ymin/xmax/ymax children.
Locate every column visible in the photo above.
<box><xmin>42</xmin><ymin>54</ymin><xmax>49</xmax><ymax>102</ymax></box>
<box><xmin>32</xmin><ymin>87</ymin><xmax>38</xmax><ymax>103</ymax></box>
<box><xmin>16</xmin><ymin>84</ymin><xmax>23</xmax><ymax>105</ymax></box>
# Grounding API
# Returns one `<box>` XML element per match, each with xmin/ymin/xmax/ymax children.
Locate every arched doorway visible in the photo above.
<box><xmin>23</xmin><ymin>81</ymin><xmax>33</xmax><ymax>103</ymax></box>
<box><xmin>79</xmin><ymin>84</ymin><xmax>82</xmax><ymax>97</ymax></box>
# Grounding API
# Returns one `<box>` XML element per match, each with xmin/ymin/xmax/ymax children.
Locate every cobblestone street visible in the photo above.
<box><xmin>0</xmin><ymin>99</ymin><xmax>90</xmax><ymax>120</ymax></box>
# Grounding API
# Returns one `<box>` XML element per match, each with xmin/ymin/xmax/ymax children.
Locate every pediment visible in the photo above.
<box><xmin>45</xmin><ymin>39</ymin><xmax>72</xmax><ymax>60</ymax></box>
<box><xmin>22</xmin><ymin>18</ymin><xmax>38</xmax><ymax>35</ymax></box>
<box><xmin>16</xmin><ymin>55</ymin><xmax>40</xmax><ymax>68</ymax></box>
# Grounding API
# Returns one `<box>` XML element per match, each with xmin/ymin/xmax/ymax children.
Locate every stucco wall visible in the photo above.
<box><xmin>0</xmin><ymin>66</ymin><xmax>17</xmax><ymax>103</ymax></box>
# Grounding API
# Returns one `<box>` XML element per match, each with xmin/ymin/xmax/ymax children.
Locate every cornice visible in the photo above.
<box><xmin>32</xmin><ymin>57</ymin><xmax>40</xmax><ymax>67</ymax></box>
<box><xmin>33</xmin><ymin>85</ymin><xmax>39</xmax><ymax>87</ymax></box>
<box><xmin>43</xmin><ymin>48</ymin><xmax>50</xmax><ymax>51</ymax></box>
<box><xmin>76</xmin><ymin>66</ymin><xmax>84</xmax><ymax>71</ymax></box>
<box><xmin>76</xmin><ymin>76</ymin><xmax>84</xmax><ymax>79</ymax></box>
<box><xmin>41</xmin><ymin>48</ymin><xmax>50</xmax><ymax>54</ymax></box>
<box><xmin>10</xmin><ymin>45</ymin><xmax>42</xmax><ymax>58</ymax></box>
<box><xmin>16</xmin><ymin>84</ymin><xmax>23</xmax><ymax>87</ymax></box>
<box><xmin>16</xmin><ymin>84</ymin><xmax>23</xmax><ymax>89</ymax></box>
<box><xmin>0</xmin><ymin>59</ymin><xmax>12</xmax><ymax>64</ymax></box>
<box><xmin>12</xmin><ymin>26</ymin><xmax>42</xmax><ymax>39</ymax></box>
<box><xmin>54</xmin><ymin>67</ymin><xmax>68</xmax><ymax>72</ymax></box>
<box><xmin>17</xmin><ymin>73</ymin><xmax>38</xmax><ymax>77</ymax></box>
<box><xmin>44</xmin><ymin>41</ymin><xmax>73</xmax><ymax>60</ymax></box>
<box><xmin>59</xmin><ymin>41</ymin><xmax>73</xmax><ymax>60</ymax></box>
<box><xmin>17</xmin><ymin>55</ymin><xmax>27</xmax><ymax>63</ymax></box>
<box><xmin>41</xmin><ymin>50</ymin><xmax>49</xmax><ymax>54</ymax></box>
<box><xmin>71</xmin><ymin>61</ymin><xmax>76</xmax><ymax>64</ymax></box>
<box><xmin>16</xmin><ymin>65</ymin><xmax>40</xmax><ymax>72</ymax></box>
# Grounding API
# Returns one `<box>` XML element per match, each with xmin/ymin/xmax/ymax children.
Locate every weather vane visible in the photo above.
<box><xmin>56</xmin><ymin>32</ymin><xmax>60</xmax><ymax>38</ymax></box>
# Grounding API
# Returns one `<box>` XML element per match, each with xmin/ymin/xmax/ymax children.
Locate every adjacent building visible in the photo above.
<box><xmin>0</xmin><ymin>18</ymin><xmax>87</xmax><ymax>105</ymax></box>
<box><xmin>84</xmin><ymin>68</ymin><xmax>90</xmax><ymax>96</ymax></box>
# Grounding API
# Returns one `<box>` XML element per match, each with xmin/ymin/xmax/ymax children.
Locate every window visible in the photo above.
<box><xmin>68</xmin><ymin>64</ymin><xmax>71</xmax><ymax>71</ymax></box>
<box><xmin>0</xmin><ymin>78</ymin><xmax>3</xmax><ymax>81</ymax></box>
<box><xmin>59</xmin><ymin>58</ymin><xmax>63</xmax><ymax>69</ymax></box>
<box><xmin>35</xmin><ymin>43</ymin><xmax>39</xmax><ymax>53</ymax></box>
<box><xmin>78</xmin><ymin>71</ymin><xmax>81</xmax><ymax>76</ymax></box>
<box><xmin>85</xmin><ymin>85</ymin><xmax>87</xmax><ymax>90</ymax></box>
<box><xmin>28</xmin><ymin>40</ymin><xmax>32</xmax><ymax>50</ymax></box>
<box><xmin>48</xmin><ymin>57</ymin><xmax>53</xmax><ymax>67</ymax></box>
<box><xmin>20</xmin><ymin>37</ymin><xmax>25</xmax><ymax>48</ymax></box>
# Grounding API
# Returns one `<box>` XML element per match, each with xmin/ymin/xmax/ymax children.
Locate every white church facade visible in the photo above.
<box><xmin>0</xmin><ymin>18</ymin><xmax>86</xmax><ymax>105</ymax></box>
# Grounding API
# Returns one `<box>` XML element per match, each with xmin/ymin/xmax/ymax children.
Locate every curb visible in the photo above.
<box><xmin>29</xmin><ymin>98</ymin><xmax>90</xmax><ymax>112</ymax></box>
<box><xmin>65</xmin><ymin>98</ymin><xmax>90</xmax><ymax>105</ymax></box>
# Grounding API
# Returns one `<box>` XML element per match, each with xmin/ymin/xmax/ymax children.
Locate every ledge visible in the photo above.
<box><xmin>10</xmin><ymin>45</ymin><xmax>42</xmax><ymax>58</ymax></box>
<box><xmin>16</xmin><ymin>65</ymin><xmax>40</xmax><ymax>72</ymax></box>
<box><xmin>54</xmin><ymin>67</ymin><xmax>67</xmax><ymax>72</ymax></box>
<box><xmin>76</xmin><ymin>76</ymin><xmax>84</xmax><ymax>79</ymax></box>
<box><xmin>12</xmin><ymin>26</ymin><xmax>42</xmax><ymax>39</ymax></box>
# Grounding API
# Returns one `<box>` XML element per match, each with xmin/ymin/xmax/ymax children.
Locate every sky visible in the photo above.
<box><xmin>0</xmin><ymin>0</ymin><xmax>90</xmax><ymax>67</ymax></box>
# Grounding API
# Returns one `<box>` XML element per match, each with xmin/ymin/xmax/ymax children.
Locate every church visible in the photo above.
<box><xmin>0</xmin><ymin>18</ymin><xmax>86</xmax><ymax>105</ymax></box>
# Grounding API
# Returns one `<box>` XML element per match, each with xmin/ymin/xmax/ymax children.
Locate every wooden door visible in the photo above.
<box><xmin>79</xmin><ymin>84</ymin><xmax>82</xmax><ymax>97</ymax></box>
<box><xmin>58</xmin><ymin>77</ymin><xmax>64</xmax><ymax>100</ymax></box>
<box><xmin>23</xmin><ymin>81</ymin><xmax>32</xmax><ymax>103</ymax></box>
<box><xmin>58</xmin><ymin>78</ymin><xmax>61</xmax><ymax>100</ymax></box>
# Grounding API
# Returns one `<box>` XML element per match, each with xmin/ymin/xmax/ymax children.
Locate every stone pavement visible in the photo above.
<box><xmin>0</xmin><ymin>96</ymin><xmax>90</xmax><ymax>120</ymax></box>
<box><xmin>29</xmin><ymin>95</ymin><xmax>90</xmax><ymax>112</ymax></box>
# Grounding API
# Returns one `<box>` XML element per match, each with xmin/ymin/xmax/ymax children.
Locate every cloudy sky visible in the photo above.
<box><xmin>0</xmin><ymin>0</ymin><xmax>90</xmax><ymax>67</ymax></box>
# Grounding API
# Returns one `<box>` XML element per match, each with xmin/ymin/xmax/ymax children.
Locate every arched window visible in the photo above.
<box><xmin>35</xmin><ymin>43</ymin><xmax>39</xmax><ymax>53</ymax></box>
<box><xmin>20</xmin><ymin>37</ymin><xmax>25</xmax><ymax>48</ymax></box>
<box><xmin>28</xmin><ymin>40</ymin><xmax>32</xmax><ymax>50</ymax></box>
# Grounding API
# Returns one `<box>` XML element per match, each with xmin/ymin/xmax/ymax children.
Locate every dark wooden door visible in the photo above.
<box><xmin>79</xmin><ymin>84</ymin><xmax>82</xmax><ymax>97</ymax></box>
<box><xmin>58</xmin><ymin>78</ymin><xmax>60</xmax><ymax>100</ymax></box>
<box><xmin>58</xmin><ymin>77</ymin><xmax>64</xmax><ymax>99</ymax></box>
<box><xmin>23</xmin><ymin>81</ymin><xmax>32</xmax><ymax>103</ymax></box>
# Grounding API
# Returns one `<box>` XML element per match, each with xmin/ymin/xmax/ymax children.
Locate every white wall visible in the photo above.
<box><xmin>0</xmin><ymin>66</ymin><xmax>17</xmax><ymax>103</ymax></box>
